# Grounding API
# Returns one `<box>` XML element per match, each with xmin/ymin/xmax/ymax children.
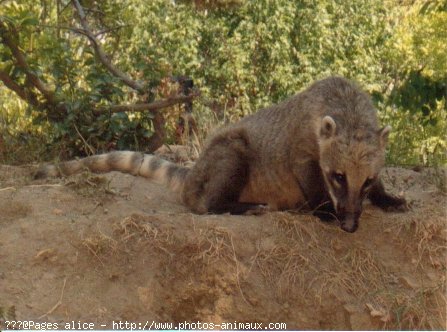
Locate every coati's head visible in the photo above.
<box><xmin>318</xmin><ymin>115</ymin><xmax>391</xmax><ymax>233</ymax></box>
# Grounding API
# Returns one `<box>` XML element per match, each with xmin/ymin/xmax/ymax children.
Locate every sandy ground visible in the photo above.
<box><xmin>0</xmin><ymin>154</ymin><xmax>445</xmax><ymax>330</ymax></box>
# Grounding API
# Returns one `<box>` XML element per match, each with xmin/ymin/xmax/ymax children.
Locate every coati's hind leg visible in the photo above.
<box><xmin>368</xmin><ymin>179</ymin><xmax>408</xmax><ymax>211</ymax></box>
<box><xmin>182</xmin><ymin>128</ymin><xmax>262</xmax><ymax>215</ymax></box>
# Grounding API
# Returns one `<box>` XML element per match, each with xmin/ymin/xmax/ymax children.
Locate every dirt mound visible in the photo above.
<box><xmin>0</xmin><ymin>163</ymin><xmax>445</xmax><ymax>330</ymax></box>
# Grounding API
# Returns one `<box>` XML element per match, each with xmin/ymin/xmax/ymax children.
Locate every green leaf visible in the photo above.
<box><xmin>20</xmin><ymin>16</ymin><xmax>39</xmax><ymax>26</ymax></box>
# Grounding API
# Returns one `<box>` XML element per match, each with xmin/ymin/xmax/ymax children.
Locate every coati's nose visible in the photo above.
<box><xmin>340</xmin><ymin>219</ymin><xmax>358</xmax><ymax>233</ymax></box>
<box><xmin>339</xmin><ymin>211</ymin><xmax>360</xmax><ymax>233</ymax></box>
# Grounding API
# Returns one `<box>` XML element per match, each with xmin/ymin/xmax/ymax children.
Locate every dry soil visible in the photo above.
<box><xmin>0</xmin><ymin>150</ymin><xmax>446</xmax><ymax>330</ymax></box>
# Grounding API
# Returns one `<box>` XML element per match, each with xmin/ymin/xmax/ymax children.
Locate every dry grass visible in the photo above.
<box><xmin>254</xmin><ymin>214</ymin><xmax>320</xmax><ymax>291</ymax></box>
<box><xmin>255</xmin><ymin>243</ymin><xmax>311</xmax><ymax>295</ymax></box>
<box><xmin>371</xmin><ymin>280</ymin><xmax>447</xmax><ymax>330</ymax></box>
<box><xmin>186</xmin><ymin>226</ymin><xmax>234</xmax><ymax>263</ymax></box>
<box><xmin>117</xmin><ymin>214</ymin><xmax>173</xmax><ymax>244</ymax></box>
<box><xmin>382</xmin><ymin>206</ymin><xmax>446</xmax><ymax>271</ymax></box>
<box><xmin>253</xmin><ymin>214</ymin><xmax>387</xmax><ymax>302</ymax></box>
<box><xmin>0</xmin><ymin>305</ymin><xmax>16</xmax><ymax>322</ymax></box>
<box><xmin>81</xmin><ymin>232</ymin><xmax>118</xmax><ymax>266</ymax></box>
<box><xmin>252</xmin><ymin>211</ymin><xmax>447</xmax><ymax>329</ymax></box>
<box><xmin>308</xmin><ymin>247</ymin><xmax>385</xmax><ymax>305</ymax></box>
<box><xmin>424</xmin><ymin>167</ymin><xmax>447</xmax><ymax>194</ymax></box>
<box><xmin>413</xmin><ymin>219</ymin><xmax>446</xmax><ymax>270</ymax></box>
<box><xmin>0</xmin><ymin>164</ymin><xmax>36</xmax><ymax>188</ymax></box>
<box><xmin>115</xmin><ymin>214</ymin><xmax>234</xmax><ymax>266</ymax></box>
<box><xmin>115</xmin><ymin>213</ymin><xmax>255</xmax><ymax>308</ymax></box>
<box><xmin>76</xmin><ymin>208</ymin><xmax>446</xmax><ymax>330</ymax></box>
<box><xmin>82</xmin><ymin>233</ymin><xmax>117</xmax><ymax>255</ymax></box>
<box><xmin>273</xmin><ymin>212</ymin><xmax>322</xmax><ymax>244</ymax></box>
<box><xmin>372</xmin><ymin>210</ymin><xmax>446</xmax><ymax>330</ymax></box>
<box><xmin>81</xmin><ymin>214</ymin><xmax>235</xmax><ymax>272</ymax></box>
<box><xmin>64</xmin><ymin>172</ymin><xmax>116</xmax><ymax>198</ymax></box>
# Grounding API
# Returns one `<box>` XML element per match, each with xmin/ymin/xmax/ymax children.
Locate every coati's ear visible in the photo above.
<box><xmin>320</xmin><ymin>116</ymin><xmax>336</xmax><ymax>139</ymax></box>
<box><xmin>379</xmin><ymin>125</ymin><xmax>391</xmax><ymax>147</ymax></box>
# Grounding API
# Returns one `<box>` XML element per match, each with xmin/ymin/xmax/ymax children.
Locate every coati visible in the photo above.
<box><xmin>35</xmin><ymin>76</ymin><xmax>407</xmax><ymax>233</ymax></box>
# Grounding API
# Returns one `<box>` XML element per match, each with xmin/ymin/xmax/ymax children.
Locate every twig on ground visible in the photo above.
<box><xmin>38</xmin><ymin>277</ymin><xmax>67</xmax><ymax>319</ymax></box>
<box><xmin>0</xmin><ymin>187</ymin><xmax>16</xmax><ymax>192</ymax></box>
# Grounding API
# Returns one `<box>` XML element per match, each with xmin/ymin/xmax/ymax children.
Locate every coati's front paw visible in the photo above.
<box><xmin>369</xmin><ymin>181</ymin><xmax>410</xmax><ymax>213</ymax></box>
<box><xmin>377</xmin><ymin>195</ymin><xmax>409</xmax><ymax>212</ymax></box>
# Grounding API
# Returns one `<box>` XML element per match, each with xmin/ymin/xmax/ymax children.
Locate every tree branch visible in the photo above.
<box><xmin>93</xmin><ymin>92</ymin><xmax>199</xmax><ymax>114</ymax></box>
<box><xmin>94</xmin><ymin>25</ymin><xmax>128</xmax><ymax>38</ymax></box>
<box><xmin>0</xmin><ymin>70</ymin><xmax>43</xmax><ymax>109</ymax></box>
<box><xmin>0</xmin><ymin>19</ymin><xmax>58</xmax><ymax>106</ymax></box>
<box><xmin>0</xmin><ymin>70</ymin><xmax>28</xmax><ymax>101</ymax></box>
<box><xmin>0</xmin><ymin>6</ymin><xmax>199</xmax><ymax>132</ymax></box>
<box><xmin>71</xmin><ymin>0</ymin><xmax>145</xmax><ymax>92</ymax></box>
<box><xmin>38</xmin><ymin>24</ymin><xmax>91</xmax><ymax>37</ymax></box>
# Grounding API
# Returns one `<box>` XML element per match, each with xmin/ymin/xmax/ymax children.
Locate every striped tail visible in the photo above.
<box><xmin>34</xmin><ymin>151</ymin><xmax>189</xmax><ymax>193</ymax></box>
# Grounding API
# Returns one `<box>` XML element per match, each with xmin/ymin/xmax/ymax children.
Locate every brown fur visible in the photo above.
<box><xmin>35</xmin><ymin>77</ymin><xmax>407</xmax><ymax>232</ymax></box>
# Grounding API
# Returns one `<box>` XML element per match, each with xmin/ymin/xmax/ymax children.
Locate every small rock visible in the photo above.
<box><xmin>366</xmin><ymin>303</ymin><xmax>391</xmax><ymax>323</ymax></box>
<box><xmin>34</xmin><ymin>248</ymin><xmax>57</xmax><ymax>261</ymax></box>
<box><xmin>52</xmin><ymin>208</ymin><xmax>63</xmax><ymax>215</ymax></box>
<box><xmin>399</xmin><ymin>275</ymin><xmax>419</xmax><ymax>289</ymax></box>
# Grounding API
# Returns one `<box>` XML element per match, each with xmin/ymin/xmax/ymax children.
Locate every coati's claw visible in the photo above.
<box><xmin>244</xmin><ymin>204</ymin><xmax>270</xmax><ymax>216</ymax></box>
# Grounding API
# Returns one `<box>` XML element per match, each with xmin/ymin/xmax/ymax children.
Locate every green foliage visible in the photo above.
<box><xmin>382</xmin><ymin>0</ymin><xmax>447</xmax><ymax>166</ymax></box>
<box><xmin>383</xmin><ymin>98</ymin><xmax>446</xmax><ymax>166</ymax></box>
<box><xmin>0</xmin><ymin>0</ymin><xmax>445</xmax><ymax>166</ymax></box>
<box><xmin>0</xmin><ymin>1</ymin><xmax>159</xmax><ymax>159</ymax></box>
<box><xmin>388</xmin><ymin>0</ymin><xmax>447</xmax><ymax>80</ymax></box>
<box><xmin>125</xmin><ymin>0</ymin><xmax>397</xmax><ymax>116</ymax></box>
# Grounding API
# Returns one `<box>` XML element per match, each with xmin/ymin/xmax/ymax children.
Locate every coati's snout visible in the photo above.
<box><xmin>336</xmin><ymin>207</ymin><xmax>362</xmax><ymax>233</ymax></box>
<box><xmin>335</xmin><ymin>194</ymin><xmax>364</xmax><ymax>233</ymax></box>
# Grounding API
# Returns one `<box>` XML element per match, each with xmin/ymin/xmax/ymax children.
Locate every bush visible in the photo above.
<box><xmin>0</xmin><ymin>0</ymin><xmax>445</xmax><ymax>166</ymax></box>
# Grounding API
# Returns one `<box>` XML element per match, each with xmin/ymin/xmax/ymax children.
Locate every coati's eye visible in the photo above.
<box><xmin>331</xmin><ymin>172</ymin><xmax>346</xmax><ymax>185</ymax></box>
<box><xmin>362</xmin><ymin>177</ymin><xmax>375</xmax><ymax>190</ymax></box>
